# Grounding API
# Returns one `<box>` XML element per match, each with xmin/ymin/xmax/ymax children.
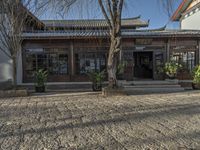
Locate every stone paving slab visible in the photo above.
<box><xmin>1</xmin><ymin>91</ymin><xmax>200</xmax><ymax>149</ymax></box>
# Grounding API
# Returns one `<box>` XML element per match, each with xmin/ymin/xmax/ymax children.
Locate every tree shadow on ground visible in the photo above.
<box><xmin>0</xmin><ymin>102</ymin><xmax>200</xmax><ymax>140</ymax></box>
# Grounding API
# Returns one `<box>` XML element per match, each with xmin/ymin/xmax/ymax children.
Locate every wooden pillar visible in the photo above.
<box><xmin>70</xmin><ymin>41</ymin><xmax>74</xmax><ymax>76</ymax></box>
<box><xmin>166</xmin><ymin>39</ymin><xmax>170</xmax><ymax>62</ymax></box>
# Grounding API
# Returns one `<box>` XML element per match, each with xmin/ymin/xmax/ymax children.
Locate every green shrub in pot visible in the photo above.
<box><xmin>164</xmin><ymin>61</ymin><xmax>182</xmax><ymax>79</ymax></box>
<box><xmin>192</xmin><ymin>65</ymin><xmax>200</xmax><ymax>89</ymax></box>
<box><xmin>88</xmin><ymin>70</ymin><xmax>105</xmax><ymax>91</ymax></box>
<box><xmin>35</xmin><ymin>69</ymin><xmax>48</xmax><ymax>92</ymax></box>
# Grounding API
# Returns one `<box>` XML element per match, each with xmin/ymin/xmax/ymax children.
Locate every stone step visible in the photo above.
<box><xmin>20</xmin><ymin>83</ymin><xmax>109</xmax><ymax>91</ymax></box>
<box><xmin>125</xmin><ymin>87</ymin><xmax>185</xmax><ymax>95</ymax></box>
<box><xmin>121</xmin><ymin>80</ymin><xmax>179</xmax><ymax>86</ymax></box>
<box><xmin>124</xmin><ymin>84</ymin><xmax>181</xmax><ymax>88</ymax></box>
<box><xmin>20</xmin><ymin>84</ymin><xmax>92</xmax><ymax>91</ymax></box>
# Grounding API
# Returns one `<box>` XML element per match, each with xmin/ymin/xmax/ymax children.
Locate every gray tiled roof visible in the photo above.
<box><xmin>42</xmin><ymin>17</ymin><xmax>149</xmax><ymax>28</ymax></box>
<box><xmin>22</xmin><ymin>30</ymin><xmax>109</xmax><ymax>38</ymax></box>
<box><xmin>22</xmin><ymin>29</ymin><xmax>200</xmax><ymax>39</ymax></box>
<box><xmin>124</xmin><ymin>29</ymin><xmax>200</xmax><ymax>37</ymax></box>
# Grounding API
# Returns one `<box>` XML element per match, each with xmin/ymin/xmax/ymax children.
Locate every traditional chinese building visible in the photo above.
<box><xmin>1</xmin><ymin>1</ymin><xmax>200</xmax><ymax>84</ymax></box>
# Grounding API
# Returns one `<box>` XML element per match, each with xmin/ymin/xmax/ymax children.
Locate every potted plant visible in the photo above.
<box><xmin>164</xmin><ymin>61</ymin><xmax>182</xmax><ymax>80</ymax></box>
<box><xmin>35</xmin><ymin>69</ymin><xmax>48</xmax><ymax>93</ymax></box>
<box><xmin>88</xmin><ymin>70</ymin><xmax>105</xmax><ymax>91</ymax></box>
<box><xmin>192</xmin><ymin>65</ymin><xmax>200</xmax><ymax>90</ymax></box>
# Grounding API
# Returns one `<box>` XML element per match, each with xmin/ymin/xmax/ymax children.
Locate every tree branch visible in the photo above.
<box><xmin>98</xmin><ymin>0</ymin><xmax>112</xmax><ymax>30</ymax></box>
<box><xmin>106</xmin><ymin>0</ymin><xmax>114</xmax><ymax>21</ymax></box>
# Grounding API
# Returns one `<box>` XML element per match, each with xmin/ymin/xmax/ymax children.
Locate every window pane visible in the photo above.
<box><xmin>49</xmin><ymin>53</ymin><xmax>59</xmax><ymax>75</ymax></box>
<box><xmin>25</xmin><ymin>54</ymin><xmax>36</xmax><ymax>78</ymax></box>
<box><xmin>37</xmin><ymin>54</ymin><xmax>48</xmax><ymax>70</ymax></box>
<box><xmin>171</xmin><ymin>51</ymin><xmax>196</xmax><ymax>72</ymax></box>
<box><xmin>25</xmin><ymin>49</ymin><xmax>68</xmax><ymax>79</ymax></box>
<box><xmin>59</xmin><ymin>54</ymin><xmax>68</xmax><ymax>74</ymax></box>
<box><xmin>76</xmin><ymin>53</ymin><xmax>106</xmax><ymax>75</ymax></box>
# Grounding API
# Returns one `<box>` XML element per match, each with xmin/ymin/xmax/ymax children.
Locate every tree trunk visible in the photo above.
<box><xmin>107</xmin><ymin>36</ymin><xmax>120</xmax><ymax>88</ymax></box>
<box><xmin>12</xmin><ymin>57</ymin><xmax>17</xmax><ymax>89</ymax></box>
<box><xmin>97</xmin><ymin>0</ymin><xmax>123</xmax><ymax>89</ymax></box>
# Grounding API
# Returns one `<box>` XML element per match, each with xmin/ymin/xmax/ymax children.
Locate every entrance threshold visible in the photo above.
<box><xmin>133</xmin><ymin>78</ymin><xmax>154</xmax><ymax>81</ymax></box>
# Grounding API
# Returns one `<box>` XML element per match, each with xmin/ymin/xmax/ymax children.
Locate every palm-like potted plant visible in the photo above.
<box><xmin>35</xmin><ymin>69</ymin><xmax>48</xmax><ymax>93</ymax></box>
<box><xmin>192</xmin><ymin>65</ymin><xmax>200</xmax><ymax>90</ymax></box>
<box><xmin>164</xmin><ymin>61</ymin><xmax>182</xmax><ymax>79</ymax></box>
<box><xmin>88</xmin><ymin>70</ymin><xmax>105</xmax><ymax>91</ymax></box>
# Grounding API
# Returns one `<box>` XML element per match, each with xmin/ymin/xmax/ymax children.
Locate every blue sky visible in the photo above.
<box><xmin>39</xmin><ymin>0</ymin><xmax>183</xmax><ymax>29</ymax></box>
<box><xmin>122</xmin><ymin>0</ymin><xmax>182</xmax><ymax>29</ymax></box>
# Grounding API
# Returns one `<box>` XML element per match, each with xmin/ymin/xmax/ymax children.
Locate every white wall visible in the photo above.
<box><xmin>0</xmin><ymin>49</ymin><xmax>23</xmax><ymax>84</ymax></box>
<box><xmin>181</xmin><ymin>10</ymin><xmax>200</xmax><ymax>30</ymax></box>
<box><xmin>0</xmin><ymin>50</ymin><xmax>12</xmax><ymax>82</ymax></box>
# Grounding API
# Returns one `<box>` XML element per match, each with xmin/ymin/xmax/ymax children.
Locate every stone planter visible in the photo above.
<box><xmin>0</xmin><ymin>89</ymin><xmax>28</xmax><ymax>98</ymax></box>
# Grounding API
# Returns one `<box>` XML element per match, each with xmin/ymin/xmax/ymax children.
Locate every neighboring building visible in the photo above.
<box><xmin>172</xmin><ymin>0</ymin><xmax>200</xmax><ymax>29</ymax></box>
<box><xmin>1</xmin><ymin>4</ymin><xmax>200</xmax><ymax>84</ymax></box>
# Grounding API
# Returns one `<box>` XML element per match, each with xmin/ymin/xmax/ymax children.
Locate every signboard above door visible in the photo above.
<box><xmin>135</xmin><ymin>39</ymin><xmax>152</xmax><ymax>45</ymax></box>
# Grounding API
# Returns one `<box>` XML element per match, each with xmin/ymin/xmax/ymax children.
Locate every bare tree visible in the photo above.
<box><xmin>98</xmin><ymin>0</ymin><xmax>124</xmax><ymax>88</ymax></box>
<box><xmin>0</xmin><ymin>0</ymin><xmax>35</xmax><ymax>88</ymax></box>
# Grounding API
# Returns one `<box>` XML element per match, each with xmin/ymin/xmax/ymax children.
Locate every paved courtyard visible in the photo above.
<box><xmin>0</xmin><ymin>92</ymin><xmax>200</xmax><ymax>150</ymax></box>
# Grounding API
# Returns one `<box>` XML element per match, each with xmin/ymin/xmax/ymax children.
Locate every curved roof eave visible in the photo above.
<box><xmin>171</xmin><ymin>0</ymin><xmax>193</xmax><ymax>21</ymax></box>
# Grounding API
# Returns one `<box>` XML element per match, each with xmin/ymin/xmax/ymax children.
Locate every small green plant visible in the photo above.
<box><xmin>164</xmin><ymin>61</ymin><xmax>182</xmax><ymax>79</ymax></box>
<box><xmin>193</xmin><ymin>65</ymin><xmax>200</xmax><ymax>84</ymax></box>
<box><xmin>35</xmin><ymin>69</ymin><xmax>48</xmax><ymax>87</ymax></box>
<box><xmin>88</xmin><ymin>70</ymin><xmax>105</xmax><ymax>91</ymax></box>
<box><xmin>88</xmin><ymin>70</ymin><xmax>105</xmax><ymax>84</ymax></box>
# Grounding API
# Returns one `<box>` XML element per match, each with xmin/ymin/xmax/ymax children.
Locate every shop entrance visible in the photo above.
<box><xmin>133</xmin><ymin>52</ymin><xmax>153</xmax><ymax>79</ymax></box>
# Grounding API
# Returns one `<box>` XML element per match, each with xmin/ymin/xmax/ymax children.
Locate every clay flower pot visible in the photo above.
<box><xmin>35</xmin><ymin>86</ymin><xmax>46</xmax><ymax>93</ymax></box>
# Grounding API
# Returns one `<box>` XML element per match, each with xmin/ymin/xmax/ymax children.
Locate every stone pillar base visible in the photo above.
<box><xmin>102</xmin><ymin>87</ymin><xmax>126</xmax><ymax>96</ymax></box>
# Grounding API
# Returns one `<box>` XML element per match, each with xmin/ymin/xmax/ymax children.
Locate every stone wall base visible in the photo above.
<box><xmin>102</xmin><ymin>87</ymin><xmax>127</xmax><ymax>97</ymax></box>
<box><xmin>0</xmin><ymin>90</ymin><xmax>28</xmax><ymax>98</ymax></box>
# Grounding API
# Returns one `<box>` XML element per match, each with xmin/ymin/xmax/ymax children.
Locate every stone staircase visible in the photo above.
<box><xmin>122</xmin><ymin>80</ymin><xmax>185</xmax><ymax>95</ymax></box>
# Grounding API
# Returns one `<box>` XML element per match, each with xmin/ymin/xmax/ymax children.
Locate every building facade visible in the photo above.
<box><xmin>1</xmin><ymin>3</ymin><xmax>200</xmax><ymax>84</ymax></box>
<box><xmin>21</xmin><ymin>19</ymin><xmax>200</xmax><ymax>82</ymax></box>
<box><xmin>172</xmin><ymin>0</ymin><xmax>200</xmax><ymax>29</ymax></box>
